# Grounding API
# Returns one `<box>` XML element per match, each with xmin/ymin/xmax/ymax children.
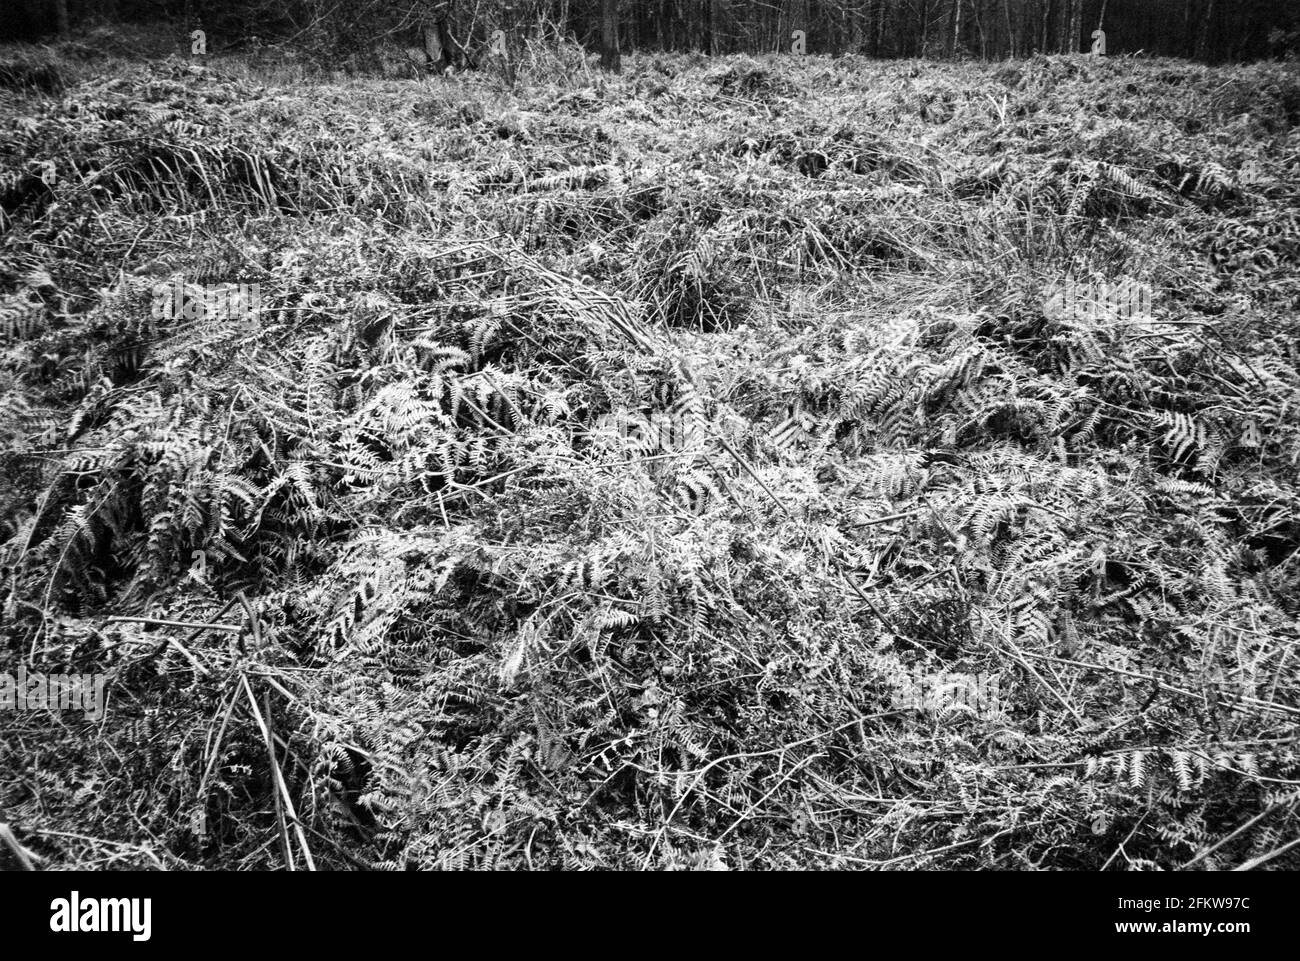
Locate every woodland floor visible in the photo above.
<box><xmin>2</xmin><ymin>35</ymin><xmax>1300</xmax><ymax>870</ymax></box>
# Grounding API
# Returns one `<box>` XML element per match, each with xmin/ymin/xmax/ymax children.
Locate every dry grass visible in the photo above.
<box><xmin>1</xmin><ymin>39</ymin><xmax>1299</xmax><ymax>870</ymax></box>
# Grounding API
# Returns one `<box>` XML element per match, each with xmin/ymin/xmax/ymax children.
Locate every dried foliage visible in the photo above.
<box><xmin>2</xmin><ymin>42</ymin><xmax>1300</xmax><ymax>870</ymax></box>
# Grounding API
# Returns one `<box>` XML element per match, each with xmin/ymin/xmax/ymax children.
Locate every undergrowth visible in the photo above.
<box><xmin>2</xmin><ymin>41</ymin><xmax>1300</xmax><ymax>870</ymax></box>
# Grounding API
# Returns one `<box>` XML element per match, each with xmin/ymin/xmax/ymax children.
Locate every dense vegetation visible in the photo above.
<box><xmin>2</xmin><ymin>32</ymin><xmax>1299</xmax><ymax>870</ymax></box>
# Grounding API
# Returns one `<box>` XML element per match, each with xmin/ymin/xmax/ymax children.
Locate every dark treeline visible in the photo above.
<box><xmin>4</xmin><ymin>0</ymin><xmax>1299</xmax><ymax>62</ymax></box>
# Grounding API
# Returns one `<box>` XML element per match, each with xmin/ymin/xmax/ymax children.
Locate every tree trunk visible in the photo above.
<box><xmin>600</xmin><ymin>0</ymin><xmax>621</xmax><ymax>72</ymax></box>
<box><xmin>52</xmin><ymin>0</ymin><xmax>69</xmax><ymax>34</ymax></box>
<box><xmin>1195</xmin><ymin>0</ymin><xmax>1215</xmax><ymax>61</ymax></box>
<box><xmin>423</xmin><ymin>19</ymin><xmax>454</xmax><ymax>72</ymax></box>
<box><xmin>972</xmin><ymin>0</ymin><xmax>986</xmax><ymax>58</ymax></box>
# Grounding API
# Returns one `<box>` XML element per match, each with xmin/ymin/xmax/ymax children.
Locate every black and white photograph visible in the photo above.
<box><xmin>0</xmin><ymin>0</ymin><xmax>1296</xmax><ymax>935</ymax></box>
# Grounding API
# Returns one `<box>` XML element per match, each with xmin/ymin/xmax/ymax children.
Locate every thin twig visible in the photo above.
<box><xmin>0</xmin><ymin>823</ymin><xmax>38</xmax><ymax>871</ymax></box>
<box><xmin>1183</xmin><ymin>794</ymin><xmax>1298</xmax><ymax>869</ymax></box>
<box><xmin>1022</xmin><ymin>650</ymin><xmax>1300</xmax><ymax>718</ymax></box>
<box><xmin>1232</xmin><ymin>834</ymin><xmax>1300</xmax><ymax>871</ymax></box>
<box><xmin>107</xmin><ymin>615</ymin><xmax>241</xmax><ymax>633</ymax></box>
<box><xmin>240</xmin><ymin>675</ymin><xmax>317</xmax><ymax>871</ymax></box>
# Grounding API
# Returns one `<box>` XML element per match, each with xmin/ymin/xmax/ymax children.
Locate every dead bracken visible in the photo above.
<box><xmin>1</xmin><ymin>23</ymin><xmax>1299</xmax><ymax>872</ymax></box>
